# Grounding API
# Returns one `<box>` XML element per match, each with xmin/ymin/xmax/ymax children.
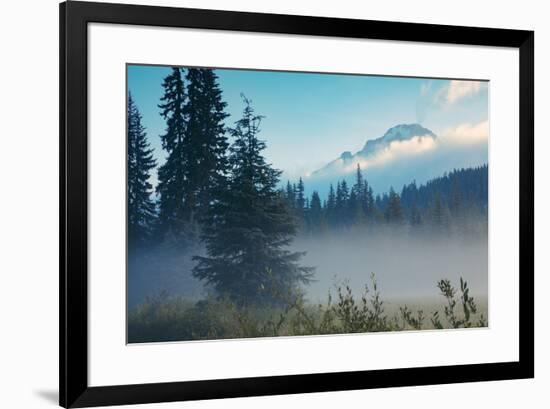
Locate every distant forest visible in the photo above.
<box><xmin>127</xmin><ymin>66</ymin><xmax>488</xmax><ymax>305</ymax></box>
<box><xmin>282</xmin><ymin>164</ymin><xmax>488</xmax><ymax>234</ymax></box>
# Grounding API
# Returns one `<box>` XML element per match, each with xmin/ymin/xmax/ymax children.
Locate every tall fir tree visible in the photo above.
<box><xmin>156</xmin><ymin>67</ymin><xmax>187</xmax><ymax>238</ymax></box>
<box><xmin>193</xmin><ymin>96</ymin><xmax>314</xmax><ymax>306</ymax></box>
<box><xmin>296</xmin><ymin>178</ymin><xmax>306</xmax><ymax>210</ymax></box>
<box><xmin>307</xmin><ymin>191</ymin><xmax>323</xmax><ymax>232</ymax></box>
<box><xmin>295</xmin><ymin>177</ymin><xmax>305</xmax><ymax>209</ymax></box>
<box><xmin>127</xmin><ymin>92</ymin><xmax>157</xmax><ymax>248</ymax></box>
<box><xmin>285</xmin><ymin>181</ymin><xmax>296</xmax><ymax>209</ymax></box>
<box><xmin>181</xmin><ymin>68</ymin><xmax>229</xmax><ymax>225</ymax></box>
<box><xmin>366</xmin><ymin>183</ymin><xmax>375</xmax><ymax>219</ymax></box>
<box><xmin>294</xmin><ymin>177</ymin><xmax>306</xmax><ymax>227</ymax></box>
<box><xmin>350</xmin><ymin>164</ymin><xmax>367</xmax><ymax>225</ymax></box>
<box><xmin>335</xmin><ymin>180</ymin><xmax>350</xmax><ymax>227</ymax></box>
<box><xmin>326</xmin><ymin>184</ymin><xmax>336</xmax><ymax>227</ymax></box>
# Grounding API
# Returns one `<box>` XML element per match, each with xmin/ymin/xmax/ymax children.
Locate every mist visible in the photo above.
<box><xmin>128</xmin><ymin>227</ymin><xmax>487</xmax><ymax>309</ymax></box>
<box><xmin>294</xmin><ymin>228</ymin><xmax>488</xmax><ymax>303</ymax></box>
<box><xmin>127</xmin><ymin>245</ymin><xmax>205</xmax><ymax>308</ymax></box>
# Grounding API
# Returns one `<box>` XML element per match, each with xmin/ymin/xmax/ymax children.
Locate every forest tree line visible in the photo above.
<box><xmin>281</xmin><ymin>164</ymin><xmax>488</xmax><ymax>234</ymax></box>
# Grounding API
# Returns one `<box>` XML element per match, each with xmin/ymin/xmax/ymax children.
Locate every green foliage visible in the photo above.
<box><xmin>192</xmin><ymin>96</ymin><xmax>314</xmax><ymax>306</ymax></box>
<box><xmin>127</xmin><ymin>92</ymin><xmax>157</xmax><ymax>248</ymax></box>
<box><xmin>155</xmin><ymin>67</ymin><xmax>229</xmax><ymax>241</ymax></box>
<box><xmin>156</xmin><ymin>67</ymin><xmax>188</xmax><ymax>238</ymax></box>
<box><xmin>400</xmin><ymin>306</ymin><xmax>425</xmax><ymax>330</ymax></box>
<box><xmin>436</xmin><ymin>277</ymin><xmax>479</xmax><ymax>328</ymax></box>
<box><xmin>330</xmin><ymin>273</ymin><xmax>393</xmax><ymax>333</ymax></box>
<box><xmin>128</xmin><ymin>275</ymin><xmax>487</xmax><ymax>343</ymax></box>
<box><xmin>181</xmin><ymin>68</ymin><xmax>229</xmax><ymax>225</ymax></box>
<box><xmin>306</xmin><ymin>191</ymin><xmax>324</xmax><ymax>232</ymax></box>
<box><xmin>431</xmin><ymin>311</ymin><xmax>444</xmax><ymax>329</ymax></box>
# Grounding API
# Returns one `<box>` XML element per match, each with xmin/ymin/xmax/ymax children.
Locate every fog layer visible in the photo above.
<box><xmin>128</xmin><ymin>228</ymin><xmax>487</xmax><ymax>308</ymax></box>
<box><xmin>294</xmin><ymin>229</ymin><xmax>488</xmax><ymax>303</ymax></box>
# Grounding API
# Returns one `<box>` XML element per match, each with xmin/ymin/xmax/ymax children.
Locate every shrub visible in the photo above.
<box><xmin>127</xmin><ymin>275</ymin><xmax>487</xmax><ymax>342</ymax></box>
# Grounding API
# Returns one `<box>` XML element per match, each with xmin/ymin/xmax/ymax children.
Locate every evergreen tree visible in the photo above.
<box><xmin>296</xmin><ymin>164</ymin><xmax>487</xmax><ymax>232</ymax></box>
<box><xmin>326</xmin><ymin>184</ymin><xmax>336</xmax><ymax>227</ymax></box>
<box><xmin>350</xmin><ymin>164</ymin><xmax>366</xmax><ymax>225</ymax></box>
<box><xmin>296</xmin><ymin>178</ymin><xmax>306</xmax><ymax>213</ymax></box>
<box><xmin>193</xmin><ymin>96</ymin><xmax>314</xmax><ymax>306</ymax></box>
<box><xmin>384</xmin><ymin>187</ymin><xmax>404</xmax><ymax>224</ymax></box>
<box><xmin>156</xmin><ymin>67</ymin><xmax>229</xmax><ymax>240</ymax></box>
<box><xmin>375</xmin><ymin>194</ymin><xmax>383</xmax><ymax>210</ymax></box>
<box><xmin>156</xmin><ymin>67</ymin><xmax>187</xmax><ymax>238</ymax></box>
<box><xmin>294</xmin><ymin>177</ymin><xmax>306</xmax><ymax>227</ymax></box>
<box><xmin>449</xmin><ymin>178</ymin><xmax>462</xmax><ymax>217</ymax></box>
<box><xmin>366</xmin><ymin>184</ymin><xmax>375</xmax><ymax>219</ymax></box>
<box><xmin>353</xmin><ymin>164</ymin><xmax>364</xmax><ymax>193</ymax></box>
<box><xmin>285</xmin><ymin>181</ymin><xmax>296</xmax><ymax>209</ymax></box>
<box><xmin>181</xmin><ymin>68</ymin><xmax>229</xmax><ymax>225</ymax></box>
<box><xmin>308</xmin><ymin>191</ymin><xmax>323</xmax><ymax>232</ymax></box>
<box><xmin>409</xmin><ymin>204</ymin><xmax>422</xmax><ymax>226</ymax></box>
<box><xmin>335</xmin><ymin>180</ymin><xmax>350</xmax><ymax>226</ymax></box>
<box><xmin>430</xmin><ymin>192</ymin><xmax>450</xmax><ymax>230</ymax></box>
<box><xmin>127</xmin><ymin>92</ymin><xmax>157</xmax><ymax>248</ymax></box>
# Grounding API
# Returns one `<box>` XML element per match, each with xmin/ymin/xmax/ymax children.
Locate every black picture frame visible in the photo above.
<box><xmin>59</xmin><ymin>1</ymin><xmax>534</xmax><ymax>407</ymax></box>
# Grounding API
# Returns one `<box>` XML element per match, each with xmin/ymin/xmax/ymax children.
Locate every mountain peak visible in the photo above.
<box><xmin>340</xmin><ymin>151</ymin><xmax>353</xmax><ymax>162</ymax></box>
<box><xmin>362</xmin><ymin>123</ymin><xmax>436</xmax><ymax>155</ymax></box>
<box><xmin>362</xmin><ymin>124</ymin><xmax>436</xmax><ymax>153</ymax></box>
<box><xmin>311</xmin><ymin>124</ymin><xmax>437</xmax><ymax>179</ymax></box>
<box><xmin>384</xmin><ymin>123</ymin><xmax>434</xmax><ymax>139</ymax></box>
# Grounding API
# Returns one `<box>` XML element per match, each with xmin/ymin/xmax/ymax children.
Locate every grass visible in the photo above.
<box><xmin>128</xmin><ymin>275</ymin><xmax>488</xmax><ymax>343</ymax></box>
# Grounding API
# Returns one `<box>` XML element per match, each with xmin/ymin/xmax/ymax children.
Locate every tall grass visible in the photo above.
<box><xmin>128</xmin><ymin>275</ymin><xmax>487</xmax><ymax>343</ymax></box>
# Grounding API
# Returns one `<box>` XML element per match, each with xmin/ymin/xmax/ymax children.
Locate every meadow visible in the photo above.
<box><xmin>128</xmin><ymin>274</ymin><xmax>487</xmax><ymax>343</ymax></box>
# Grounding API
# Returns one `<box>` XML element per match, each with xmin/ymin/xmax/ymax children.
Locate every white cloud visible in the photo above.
<box><xmin>441</xmin><ymin>120</ymin><xmax>489</xmax><ymax>146</ymax></box>
<box><xmin>344</xmin><ymin>134</ymin><xmax>437</xmax><ymax>171</ymax></box>
<box><xmin>443</xmin><ymin>80</ymin><xmax>484</xmax><ymax>105</ymax></box>
<box><xmin>417</xmin><ymin>80</ymin><xmax>486</xmax><ymax>122</ymax></box>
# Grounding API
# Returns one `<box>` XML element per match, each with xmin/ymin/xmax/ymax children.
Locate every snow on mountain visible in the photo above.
<box><xmin>298</xmin><ymin>123</ymin><xmax>487</xmax><ymax>199</ymax></box>
<box><xmin>360</xmin><ymin>124</ymin><xmax>436</xmax><ymax>157</ymax></box>
<box><xmin>312</xmin><ymin>124</ymin><xmax>438</xmax><ymax>178</ymax></box>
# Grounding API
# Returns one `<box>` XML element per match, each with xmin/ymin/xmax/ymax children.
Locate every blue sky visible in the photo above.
<box><xmin>128</xmin><ymin>64</ymin><xmax>488</xmax><ymax>193</ymax></box>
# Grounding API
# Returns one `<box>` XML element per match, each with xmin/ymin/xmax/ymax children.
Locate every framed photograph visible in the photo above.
<box><xmin>60</xmin><ymin>1</ymin><xmax>534</xmax><ymax>407</ymax></box>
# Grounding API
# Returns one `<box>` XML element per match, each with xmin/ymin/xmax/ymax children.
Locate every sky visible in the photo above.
<box><xmin>127</xmin><ymin>64</ymin><xmax>489</xmax><ymax>195</ymax></box>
